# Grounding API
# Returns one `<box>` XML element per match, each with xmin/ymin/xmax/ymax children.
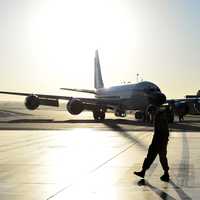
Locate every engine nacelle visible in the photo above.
<box><xmin>25</xmin><ymin>95</ymin><xmax>40</xmax><ymax>110</ymax></box>
<box><xmin>67</xmin><ymin>98</ymin><xmax>84</xmax><ymax>115</ymax></box>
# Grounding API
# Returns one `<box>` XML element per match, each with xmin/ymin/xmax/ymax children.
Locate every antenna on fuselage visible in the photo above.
<box><xmin>136</xmin><ymin>73</ymin><xmax>139</xmax><ymax>83</ymax></box>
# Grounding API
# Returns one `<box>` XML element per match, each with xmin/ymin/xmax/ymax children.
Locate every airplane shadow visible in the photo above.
<box><xmin>169</xmin><ymin>180</ymin><xmax>192</xmax><ymax>200</ymax></box>
<box><xmin>176</xmin><ymin>131</ymin><xmax>191</xmax><ymax>187</ymax></box>
<box><xmin>102</xmin><ymin>120</ymin><xmax>148</xmax><ymax>150</ymax></box>
<box><xmin>6</xmin><ymin>118</ymin><xmax>150</xmax><ymax>125</ymax></box>
<box><xmin>4</xmin><ymin>118</ymin><xmax>200</xmax><ymax>132</ymax></box>
<box><xmin>170</xmin><ymin>122</ymin><xmax>200</xmax><ymax>132</ymax></box>
<box><xmin>0</xmin><ymin>110</ymin><xmax>32</xmax><ymax>117</ymax></box>
<box><xmin>137</xmin><ymin>179</ymin><xmax>192</xmax><ymax>200</ymax></box>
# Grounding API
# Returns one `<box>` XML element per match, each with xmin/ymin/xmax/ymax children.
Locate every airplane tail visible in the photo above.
<box><xmin>94</xmin><ymin>50</ymin><xmax>104</xmax><ymax>89</ymax></box>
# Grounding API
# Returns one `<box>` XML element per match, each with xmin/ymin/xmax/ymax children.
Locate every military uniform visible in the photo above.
<box><xmin>134</xmin><ymin>110</ymin><xmax>170</xmax><ymax>181</ymax></box>
<box><xmin>142</xmin><ymin>112</ymin><xmax>169</xmax><ymax>171</ymax></box>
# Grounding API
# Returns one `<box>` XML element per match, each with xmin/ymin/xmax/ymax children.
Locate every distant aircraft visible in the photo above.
<box><xmin>168</xmin><ymin>90</ymin><xmax>200</xmax><ymax>121</ymax></box>
<box><xmin>0</xmin><ymin>50</ymin><xmax>167</xmax><ymax>122</ymax></box>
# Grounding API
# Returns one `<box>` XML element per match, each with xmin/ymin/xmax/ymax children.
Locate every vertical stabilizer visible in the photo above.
<box><xmin>94</xmin><ymin>50</ymin><xmax>104</xmax><ymax>89</ymax></box>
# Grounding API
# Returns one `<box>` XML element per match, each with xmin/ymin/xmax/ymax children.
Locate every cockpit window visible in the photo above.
<box><xmin>156</xmin><ymin>87</ymin><xmax>161</xmax><ymax>92</ymax></box>
<box><xmin>148</xmin><ymin>87</ymin><xmax>161</xmax><ymax>92</ymax></box>
<box><xmin>136</xmin><ymin>82</ymin><xmax>161</xmax><ymax>92</ymax></box>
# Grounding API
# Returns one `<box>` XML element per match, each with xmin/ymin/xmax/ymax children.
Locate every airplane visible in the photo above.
<box><xmin>0</xmin><ymin>50</ymin><xmax>169</xmax><ymax>122</ymax></box>
<box><xmin>168</xmin><ymin>90</ymin><xmax>200</xmax><ymax>121</ymax></box>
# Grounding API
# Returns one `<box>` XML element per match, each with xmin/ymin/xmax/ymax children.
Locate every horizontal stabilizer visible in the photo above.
<box><xmin>60</xmin><ymin>88</ymin><xmax>96</xmax><ymax>94</ymax></box>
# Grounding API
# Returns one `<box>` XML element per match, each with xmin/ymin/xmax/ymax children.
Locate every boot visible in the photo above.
<box><xmin>134</xmin><ymin>170</ymin><xmax>145</xmax><ymax>178</ymax></box>
<box><xmin>160</xmin><ymin>171</ymin><xmax>170</xmax><ymax>182</ymax></box>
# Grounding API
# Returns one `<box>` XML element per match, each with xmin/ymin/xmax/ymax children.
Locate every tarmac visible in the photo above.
<box><xmin>0</xmin><ymin>102</ymin><xmax>199</xmax><ymax>199</ymax></box>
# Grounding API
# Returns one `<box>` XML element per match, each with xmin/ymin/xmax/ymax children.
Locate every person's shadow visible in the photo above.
<box><xmin>137</xmin><ymin>179</ymin><xmax>192</xmax><ymax>200</ymax></box>
<box><xmin>169</xmin><ymin>180</ymin><xmax>192</xmax><ymax>200</ymax></box>
<box><xmin>137</xmin><ymin>179</ymin><xmax>176</xmax><ymax>200</ymax></box>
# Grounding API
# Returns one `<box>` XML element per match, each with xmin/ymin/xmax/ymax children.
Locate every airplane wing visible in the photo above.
<box><xmin>60</xmin><ymin>88</ymin><xmax>96</xmax><ymax>94</ymax></box>
<box><xmin>166</xmin><ymin>97</ymin><xmax>200</xmax><ymax>120</ymax></box>
<box><xmin>0</xmin><ymin>91</ymin><xmax>71</xmax><ymax>100</ymax></box>
<box><xmin>167</xmin><ymin>97</ymin><xmax>200</xmax><ymax>104</ymax></box>
<box><xmin>0</xmin><ymin>90</ymin><xmax>121</xmax><ymax>109</ymax></box>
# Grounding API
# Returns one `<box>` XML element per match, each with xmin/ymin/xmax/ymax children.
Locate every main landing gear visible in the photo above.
<box><xmin>93</xmin><ymin>108</ymin><xmax>105</xmax><ymax>121</ymax></box>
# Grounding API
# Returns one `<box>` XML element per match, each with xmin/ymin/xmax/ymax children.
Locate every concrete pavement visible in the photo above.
<box><xmin>0</xmin><ymin>106</ymin><xmax>199</xmax><ymax>199</ymax></box>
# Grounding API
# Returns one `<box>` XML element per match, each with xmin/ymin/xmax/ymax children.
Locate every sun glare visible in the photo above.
<box><xmin>0</xmin><ymin>0</ymin><xmax>199</xmax><ymax>98</ymax></box>
<box><xmin>27</xmin><ymin>0</ymin><xmax>137</xmax><ymax>89</ymax></box>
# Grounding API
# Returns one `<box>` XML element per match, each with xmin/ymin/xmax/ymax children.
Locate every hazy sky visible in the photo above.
<box><xmin>0</xmin><ymin>0</ymin><xmax>200</xmax><ymax>100</ymax></box>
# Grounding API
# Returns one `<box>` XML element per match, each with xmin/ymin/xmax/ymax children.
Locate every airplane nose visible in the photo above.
<box><xmin>153</xmin><ymin>93</ymin><xmax>166</xmax><ymax>106</ymax></box>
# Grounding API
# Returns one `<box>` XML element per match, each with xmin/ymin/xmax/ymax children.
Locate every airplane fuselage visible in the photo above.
<box><xmin>95</xmin><ymin>81</ymin><xmax>166</xmax><ymax>111</ymax></box>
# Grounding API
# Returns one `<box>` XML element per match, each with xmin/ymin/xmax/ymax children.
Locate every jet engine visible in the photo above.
<box><xmin>67</xmin><ymin>98</ymin><xmax>84</xmax><ymax>115</ymax></box>
<box><xmin>25</xmin><ymin>95</ymin><xmax>40</xmax><ymax>110</ymax></box>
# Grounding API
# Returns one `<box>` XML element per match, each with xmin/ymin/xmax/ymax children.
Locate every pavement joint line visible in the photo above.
<box><xmin>90</xmin><ymin>143</ymin><xmax>136</xmax><ymax>173</ymax></box>
<box><xmin>46</xmin><ymin>133</ymin><xmax>147</xmax><ymax>199</ymax></box>
<box><xmin>90</xmin><ymin>139</ymin><xmax>143</xmax><ymax>173</ymax></box>
<box><xmin>46</xmin><ymin>184</ymin><xmax>72</xmax><ymax>200</ymax></box>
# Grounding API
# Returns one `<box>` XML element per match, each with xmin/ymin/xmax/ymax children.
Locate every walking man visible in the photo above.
<box><xmin>134</xmin><ymin>109</ymin><xmax>170</xmax><ymax>182</ymax></box>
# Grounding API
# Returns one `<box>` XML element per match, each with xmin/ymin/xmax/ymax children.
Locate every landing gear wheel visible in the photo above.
<box><xmin>93</xmin><ymin>110</ymin><xmax>105</xmax><ymax>121</ymax></box>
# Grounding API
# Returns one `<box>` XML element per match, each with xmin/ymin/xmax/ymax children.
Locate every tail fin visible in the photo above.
<box><xmin>94</xmin><ymin>50</ymin><xmax>104</xmax><ymax>89</ymax></box>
